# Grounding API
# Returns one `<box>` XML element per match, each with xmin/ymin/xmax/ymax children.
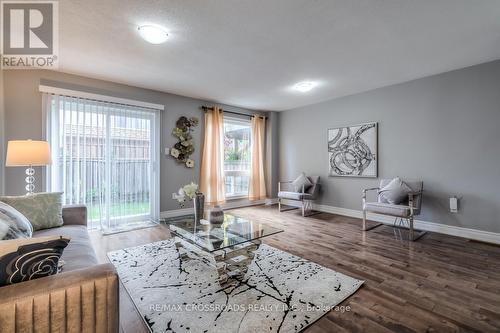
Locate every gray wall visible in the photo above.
<box><xmin>279</xmin><ymin>60</ymin><xmax>500</xmax><ymax>233</ymax></box>
<box><xmin>2</xmin><ymin>70</ymin><xmax>275</xmax><ymax>211</ymax></box>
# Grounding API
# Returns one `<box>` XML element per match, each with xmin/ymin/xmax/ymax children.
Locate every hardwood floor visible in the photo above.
<box><xmin>89</xmin><ymin>205</ymin><xmax>500</xmax><ymax>333</ymax></box>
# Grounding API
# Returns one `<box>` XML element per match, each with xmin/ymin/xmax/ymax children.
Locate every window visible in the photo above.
<box><xmin>223</xmin><ymin>117</ymin><xmax>251</xmax><ymax>198</ymax></box>
<box><xmin>45</xmin><ymin>94</ymin><xmax>160</xmax><ymax>231</ymax></box>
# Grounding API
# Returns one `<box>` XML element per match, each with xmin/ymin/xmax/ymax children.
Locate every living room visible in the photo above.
<box><xmin>1</xmin><ymin>1</ymin><xmax>500</xmax><ymax>333</ymax></box>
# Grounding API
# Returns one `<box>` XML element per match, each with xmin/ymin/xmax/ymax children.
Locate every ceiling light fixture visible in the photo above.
<box><xmin>292</xmin><ymin>81</ymin><xmax>317</xmax><ymax>92</ymax></box>
<box><xmin>138</xmin><ymin>25</ymin><xmax>169</xmax><ymax>44</ymax></box>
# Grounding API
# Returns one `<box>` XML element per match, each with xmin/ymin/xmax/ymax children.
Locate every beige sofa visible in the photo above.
<box><xmin>0</xmin><ymin>205</ymin><xmax>119</xmax><ymax>333</ymax></box>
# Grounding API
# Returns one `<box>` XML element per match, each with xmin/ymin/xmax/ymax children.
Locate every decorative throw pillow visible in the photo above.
<box><xmin>292</xmin><ymin>173</ymin><xmax>313</xmax><ymax>193</ymax></box>
<box><xmin>378</xmin><ymin>177</ymin><xmax>412</xmax><ymax>205</ymax></box>
<box><xmin>0</xmin><ymin>192</ymin><xmax>64</xmax><ymax>231</ymax></box>
<box><xmin>0</xmin><ymin>236</ymin><xmax>70</xmax><ymax>286</ymax></box>
<box><xmin>0</xmin><ymin>202</ymin><xmax>33</xmax><ymax>240</ymax></box>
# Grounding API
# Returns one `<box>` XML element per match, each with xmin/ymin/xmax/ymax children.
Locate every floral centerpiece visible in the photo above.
<box><xmin>170</xmin><ymin>116</ymin><xmax>199</xmax><ymax>168</ymax></box>
<box><xmin>174</xmin><ymin>182</ymin><xmax>205</xmax><ymax>222</ymax></box>
<box><xmin>173</xmin><ymin>182</ymin><xmax>199</xmax><ymax>207</ymax></box>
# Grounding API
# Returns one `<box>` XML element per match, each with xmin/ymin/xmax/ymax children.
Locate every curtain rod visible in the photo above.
<box><xmin>201</xmin><ymin>106</ymin><xmax>267</xmax><ymax>119</ymax></box>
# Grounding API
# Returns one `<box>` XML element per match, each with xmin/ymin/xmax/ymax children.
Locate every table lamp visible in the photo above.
<box><xmin>5</xmin><ymin>140</ymin><xmax>52</xmax><ymax>195</ymax></box>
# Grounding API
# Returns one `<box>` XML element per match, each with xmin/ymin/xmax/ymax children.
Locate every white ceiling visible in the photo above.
<box><xmin>59</xmin><ymin>0</ymin><xmax>500</xmax><ymax>111</ymax></box>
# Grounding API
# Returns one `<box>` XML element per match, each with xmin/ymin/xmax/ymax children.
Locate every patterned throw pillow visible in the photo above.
<box><xmin>0</xmin><ymin>192</ymin><xmax>64</xmax><ymax>231</ymax></box>
<box><xmin>0</xmin><ymin>236</ymin><xmax>69</xmax><ymax>286</ymax></box>
<box><xmin>0</xmin><ymin>202</ymin><xmax>33</xmax><ymax>240</ymax></box>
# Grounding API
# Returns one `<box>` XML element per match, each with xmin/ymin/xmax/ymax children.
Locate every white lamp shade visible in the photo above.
<box><xmin>5</xmin><ymin>140</ymin><xmax>52</xmax><ymax>166</ymax></box>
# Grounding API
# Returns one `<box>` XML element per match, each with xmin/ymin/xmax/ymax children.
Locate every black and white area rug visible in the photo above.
<box><xmin>108</xmin><ymin>240</ymin><xmax>363</xmax><ymax>333</ymax></box>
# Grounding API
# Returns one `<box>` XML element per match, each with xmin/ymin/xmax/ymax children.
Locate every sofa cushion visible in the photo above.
<box><xmin>292</xmin><ymin>173</ymin><xmax>313</xmax><ymax>192</ymax></box>
<box><xmin>0</xmin><ymin>202</ymin><xmax>33</xmax><ymax>240</ymax></box>
<box><xmin>364</xmin><ymin>202</ymin><xmax>411</xmax><ymax>217</ymax></box>
<box><xmin>278</xmin><ymin>191</ymin><xmax>313</xmax><ymax>201</ymax></box>
<box><xmin>34</xmin><ymin>225</ymin><xmax>98</xmax><ymax>272</ymax></box>
<box><xmin>0</xmin><ymin>192</ymin><xmax>64</xmax><ymax>231</ymax></box>
<box><xmin>0</xmin><ymin>236</ymin><xmax>69</xmax><ymax>286</ymax></box>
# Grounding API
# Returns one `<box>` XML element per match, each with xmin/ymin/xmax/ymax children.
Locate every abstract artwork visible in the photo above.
<box><xmin>328</xmin><ymin>122</ymin><xmax>378</xmax><ymax>177</ymax></box>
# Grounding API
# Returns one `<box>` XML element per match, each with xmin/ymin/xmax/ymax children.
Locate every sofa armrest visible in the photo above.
<box><xmin>0</xmin><ymin>263</ymin><xmax>119</xmax><ymax>333</ymax></box>
<box><xmin>62</xmin><ymin>204</ymin><xmax>88</xmax><ymax>226</ymax></box>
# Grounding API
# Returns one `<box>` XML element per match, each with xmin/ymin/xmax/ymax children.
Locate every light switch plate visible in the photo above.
<box><xmin>165</xmin><ymin>148</ymin><xmax>170</xmax><ymax>155</ymax></box>
<box><xmin>450</xmin><ymin>197</ymin><xmax>458</xmax><ymax>213</ymax></box>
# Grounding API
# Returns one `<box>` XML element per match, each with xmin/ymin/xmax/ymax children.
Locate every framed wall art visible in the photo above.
<box><xmin>327</xmin><ymin>122</ymin><xmax>378</xmax><ymax>177</ymax></box>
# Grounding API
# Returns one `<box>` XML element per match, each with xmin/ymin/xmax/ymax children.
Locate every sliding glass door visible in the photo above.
<box><xmin>45</xmin><ymin>94</ymin><xmax>160</xmax><ymax>231</ymax></box>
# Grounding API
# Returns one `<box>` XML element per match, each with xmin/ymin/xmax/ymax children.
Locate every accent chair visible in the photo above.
<box><xmin>362</xmin><ymin>178</ymin><xmax>425</xmax><ymax>241</ymax></box>
<box><xmin>278</xmin><ymin>175</ymin><xmax>321</xmax><ymax>217</ymax></box>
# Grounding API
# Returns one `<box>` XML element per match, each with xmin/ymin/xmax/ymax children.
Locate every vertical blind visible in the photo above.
<box><xmin>44</xmin><ymin>93</ymin><xmax>160</xmax><ymax>230</ymax></box>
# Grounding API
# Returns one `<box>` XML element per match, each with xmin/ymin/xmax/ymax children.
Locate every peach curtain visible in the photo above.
<box><xmin>200</xmin><ymin>106</ymin><xmax>226</xmax><ymax>205</ymax></box>
<box><xmin>249</xmin><ymin>116</ymin><xmax>267</xmax><ymax>200</ymax></box>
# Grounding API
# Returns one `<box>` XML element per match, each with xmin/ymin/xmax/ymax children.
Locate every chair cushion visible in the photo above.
<box><xmin>364</xmin><ymin>202</ymin><xmax>411</xmax><ymax>217</ymax></box>
<box><xmin>34</xmin><ymin>225</ymin><xmax>98</xmax><ymax>272</ymax></box>
<box><xmin>278</xmin><ymin>191</ymin><xmax>313</xmax><ymax>201</ymax></box>
<box><xmin>378</xmin><ymin>177</ymin><xmax>412</xmax><ymax>204</ymax></box>
<box><xmin>292</xmin><ymin>173</ymin><xmax>313</xmax><ymax>192</ymax></box>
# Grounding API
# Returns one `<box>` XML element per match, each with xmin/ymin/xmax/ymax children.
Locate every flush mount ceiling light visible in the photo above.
<box><xmin>138</xmin><ymin>25</ymin><xmax>169</xmax><ymax>44</ymax></box>
<box><xmin>292</xmin><ymin>81</ymin><xmax>317</xmax><ymax>92</ymax></box>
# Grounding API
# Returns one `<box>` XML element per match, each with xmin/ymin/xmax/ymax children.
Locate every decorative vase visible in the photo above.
<box><xmin>193</xmin><ymin>192</ymin><xmax>205</xmax><ymax>223</ymax></box>
<box><xmin>208</xmin><ymin>205</ymin><xmax>224</xmax><ymax>224</ymax></box>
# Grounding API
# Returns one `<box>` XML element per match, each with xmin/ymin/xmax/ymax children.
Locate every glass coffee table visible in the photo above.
<box><xmin>165</xmin><ymin>213</ymin><xmax>283</xmax><ymax>285</ymax></box>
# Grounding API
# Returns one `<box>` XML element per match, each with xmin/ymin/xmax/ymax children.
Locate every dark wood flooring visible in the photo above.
<box><xmin>89</xmin><ymin>205</ymin><xmax>500</xmax><ymax>333</ymax></box>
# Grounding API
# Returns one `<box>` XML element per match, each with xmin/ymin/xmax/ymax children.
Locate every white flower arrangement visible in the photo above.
<box><xmin>173</xmin><ymin>182</ymin><xmax>199</xmax><ymax>207</ymax></box>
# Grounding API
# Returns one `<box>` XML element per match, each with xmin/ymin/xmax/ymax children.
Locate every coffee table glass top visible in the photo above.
<box><xmin>165</xmin><ymin>213</ymin><xmax>283</xmax><ymax>252</ymax></box>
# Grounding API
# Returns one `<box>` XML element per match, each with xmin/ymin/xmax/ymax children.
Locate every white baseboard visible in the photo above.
<box><xmin>222</xmin><ymin>199</ymin><xmax>267</xmax><ymax>210</ymax></box>
<box><xmin>280</xmin><ymin>199</ymin><xmax>500</xmax><ymax>245</ymax></box>
<box><xmin>160</xmin><ymin>208</ymin><xmax>193</xmax><ymax>219</ymax></box>
<box><xmin>265</xmin><ymin>198</ymin><xmax>279</xmax><ymax>205</ymax></box>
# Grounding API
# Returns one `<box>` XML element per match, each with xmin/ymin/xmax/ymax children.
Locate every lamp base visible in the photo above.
<box><xmin>25</xmin><ymin>166</ymin><xmax>35</xmax><ymax>195</ymax></box>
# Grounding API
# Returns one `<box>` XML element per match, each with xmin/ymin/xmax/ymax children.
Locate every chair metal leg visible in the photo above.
<box><xmin>362</xmin><ymin>210</ymin><xmax>382</xmax><ymax>231</ymax></box>
<box><xmin>391</xmin><ymin>216</ymin><xmax>426</xmax><ymax>241</ymax></box>
<box><xmin>362</xmin><ymin>210</ymin><xmax>366</xmax><ymax>230</ymax></box>
<box><xmin>408</xmin><ymin>216</ymin><xmax>427</xmax><ymax>241</ymax></box>
<box><xmin>278</xmin><ymin>198</ymin><xmax>299</xmax><ymax>213</ymax></box>
<box><xmin>278</xmin><ymin>198</ymin><xmax>319</xmax><ymax>216</ymax></box>
<box><xmin>409</xmin><ymin>217</ymin><xmax>414</xmax><ymax>241</ymax></box>
<box><xmin>301</xmin><ymin>200</ymin><xmax>321</xmax><ymax>217</ymax></box>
